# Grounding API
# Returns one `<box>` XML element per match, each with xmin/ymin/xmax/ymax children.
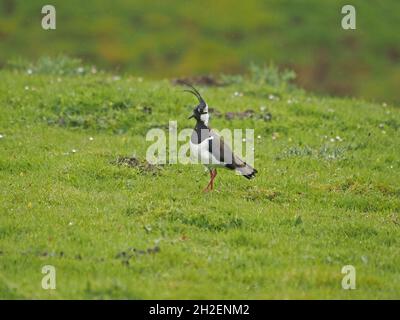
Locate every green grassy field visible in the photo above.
<box><xmin>1</xmin><ymin>0</ymin><xmax>400</xmax><ymax>102</ymax></box>
<box><xmin>0</xmin><ymin>59</ymin><xmax>399</xmax><ymax>299</ymax></box>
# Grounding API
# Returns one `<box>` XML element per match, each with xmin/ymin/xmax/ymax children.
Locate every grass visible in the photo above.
<box><xmin>0</xmin><ymin>59</ymin><xmax>399</xmax><ymax>299</ymax></box>
<box><xmin>1</xmin><ymin>0</ymin><xmax>400</xmax><ymax>102</ymax></box>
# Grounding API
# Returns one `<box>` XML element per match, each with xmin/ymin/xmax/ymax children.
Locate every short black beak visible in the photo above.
<box><xmin>188</xmin><ymin>114</ymin><xmax>194</xmax><ymax>119</ymax></box>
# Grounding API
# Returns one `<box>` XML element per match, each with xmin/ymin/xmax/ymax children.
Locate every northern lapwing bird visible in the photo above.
<box><xmin>185</xmin><ymin>84</ymin><xmax>257</xmax><ymax>192</ymax></box>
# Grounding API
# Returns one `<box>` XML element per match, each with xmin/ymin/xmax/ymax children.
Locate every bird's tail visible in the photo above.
<box><xmin>237</xmin><ymin>163</ymin><xmax>258</xmax><ymax>179</ymax></box>
<box><xmin>220</xmin><ymin>139</ymin><xmax>258</xmax><ymax>179</ymax></box>
<box><xmin>229</xmin><ymin>155</ymin><xmax>257</xmax><ymax>179</ymax></box>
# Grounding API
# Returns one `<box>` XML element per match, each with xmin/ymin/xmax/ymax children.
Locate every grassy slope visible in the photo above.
<box><xmin>0</xmin><ymin>67</ymin><xmax>399</xmax><ymax>299</ymax></box>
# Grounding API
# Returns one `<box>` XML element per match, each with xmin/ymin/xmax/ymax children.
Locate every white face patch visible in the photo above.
<box><xmin>200</xmin><ymin>104</ymin><xmax>209</xmax><ymax>125</ymax></box>
<box><xmin>200</xmin><ymin>113</ymin><xmax>209</xmax><ymax>126</ymax></box>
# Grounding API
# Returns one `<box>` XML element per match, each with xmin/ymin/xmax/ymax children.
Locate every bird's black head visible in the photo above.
<box><xmin>184</xmin><ymin>83</ymin><xmax>208</xmax><ymax>123</ymax></box>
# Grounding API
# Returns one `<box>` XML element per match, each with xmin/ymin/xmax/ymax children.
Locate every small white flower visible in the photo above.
<box><xmin>330</xmin><ymin>138</ymin><xmax>335</xmax><ymax>142</ymax></box>
<box><xmin>24</xmin><ymin>86</ymin><xmax>29</xmax><ymax>90</ymax></box>
<box><xmin>257</xmin><ymin>135</ymin><xmax>261</xmax><ymax>139</ymax></box>
<box><xmin>268</xmin><ymin>94</ymin><xmax>275</xmax><ymax>100</ymax></box>
<box><xmin>71</xmin><ymin>149</ymin><xmax>77</xmax><ymax>153</ymax></box>
<box><xmin>382</xmin><ymin>102</ymin><xmax>387</xmax><ymax>107</ymax></box>
<box><xmin>68</xmin><ymin>221</ymin><xmax>73</xmax><ymax>226</ymax></box>
<box><xmin>89</xmin><ymin>137</ymin><xmax>94</xmax><ymax>141</ymax></box>
<box><xmin>242</xmin><ymin>138</ymin><xmax>246</xmax><ymax>142</ymax></box>
<box><xmin>260</xmin><ymin>105</ymin><xmax>266</xmax><ymax>112</ymax></box>
<box><xmin>27</xmin><ymin>69</ymin><xmax>33</xmax><ymax>75</ymax></box>
<box><xmin>77</xmin><ymin>67</ymin><xmax>84</xmax><ymax>73</ymax></box>
<box><xmin>335</xmin><ymin>136</ymin><xmax>343</xmax><ymax>141</ymax></box>
<box><xmin>0</xmin><ymin>134</ymin><xmax>4</xmax><ymax>139</ymax></box>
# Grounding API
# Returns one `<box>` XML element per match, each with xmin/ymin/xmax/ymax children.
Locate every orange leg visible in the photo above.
<box><xmin>203</xmin><ymin>169</ymin><xmax>217</xmax><ymax>192</ymax></box>
<box><xmin>203</xmin><ymin>170</ymin><xmax>213</xmax><ymax>192</ymax></box>
<box><xmin>210</xmin><ymin>169</ymin><xmax>217</xmax><ymax>190</ymax></box>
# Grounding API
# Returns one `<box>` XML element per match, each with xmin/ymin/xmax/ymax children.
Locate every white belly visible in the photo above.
<box><xmin>189</xmin><ymin>138</ymin><xmax>224</xmax><ymax>168</ymax></box>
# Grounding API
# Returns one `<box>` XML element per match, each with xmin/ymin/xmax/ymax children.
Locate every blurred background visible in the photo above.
<box><xmin>0</xmin><ymin>0</ymin><xmax>399</xmax><ymax>102</ymax></box>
